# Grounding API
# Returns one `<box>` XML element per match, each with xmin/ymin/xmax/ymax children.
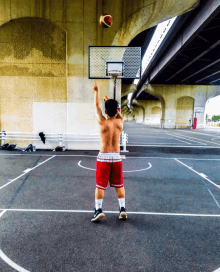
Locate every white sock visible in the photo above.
<box><xmin>95</xmin><ymin>199</ymin><xmax>103</xmax><ymax>210</ymax></box>
<box><xmin>118</xmin><ymin>198</ymin><xmax>125</xmax><ymax>209</ymax></box>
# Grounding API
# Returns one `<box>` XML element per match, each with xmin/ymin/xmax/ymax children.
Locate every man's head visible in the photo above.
<box><xmin>105</xmin><ymin>99</ymin><xmax>118</xmax><ymax>117</ymax></box>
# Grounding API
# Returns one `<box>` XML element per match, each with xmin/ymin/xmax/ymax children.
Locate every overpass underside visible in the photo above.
<box><xmin>124</xmin><ymin>0</ymin><xmax>220</xmax><ymax>129</ymax></box>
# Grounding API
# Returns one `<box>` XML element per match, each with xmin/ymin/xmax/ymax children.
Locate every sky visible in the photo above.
<box><xmin>133</xmin><ymin>16</ymin><xmax>177</xmax><ymax>85</ymax></box>
<box><xmin>206</xmin><ymin>95</ymin><xmax>220</xmax><ymax>116</ymax></box>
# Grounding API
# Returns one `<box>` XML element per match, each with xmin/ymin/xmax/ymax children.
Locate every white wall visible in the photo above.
<box><xmin>33</xmin><ymin>102</ymin><xmax>101</xmax><ymax>150</ymax></box>
<box><xmin>33</xmin><ymin>102</ymin><xmax>67</xmax><ymax>149</ymax></box>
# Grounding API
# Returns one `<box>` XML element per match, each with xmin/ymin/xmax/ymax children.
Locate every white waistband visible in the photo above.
<box><xmin>97</xmin><ymin>152</ymin><xmax>121</xmax><ymax>162</ymax></box>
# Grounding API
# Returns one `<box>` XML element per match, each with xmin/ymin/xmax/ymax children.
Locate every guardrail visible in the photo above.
<box><xmin>0</xmin><ymin>131</ymin><xmax>129</xmax><ymax>152</ymax></box>
<box><xmin>207</xmin><ymin>122</ymin><xmax>220</xmax><ymax>127</ymax></box>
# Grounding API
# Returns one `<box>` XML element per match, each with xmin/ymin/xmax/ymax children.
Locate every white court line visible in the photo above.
<box><xmin>0</xmin><ymin>154</ymin><xmax>98</xmax><ymax>157</ymax></box>
<box><xmin>165</xmin><ymin>132</ymin><xmax>205</xmax><ymax>145</ymax></box>
<box><xmin>78</xmin><ymin>160</ymin><xmax>152</xmax><ymax>172</ymax></box>
<box><xmin>125</xmin><ymin>157</ymin><xmax>220</xmax><ymax>160</ymax></box>
<box><xmin>169</xmin><ymin>138</ymin><xmax>192</xmax><ymax>145</ymax></box>
<box><xmin>127</xmin><ymin>144</ymin><xmax>220</xmax><ymax>148</ymax></box>
<box><xmin>0</xmin><ymin>210</ymin><xmax>30</xmax><ymax>272</ymax></box>
<box><xmin>78</xmin><ymin>161</ymin><xmax>95</xmax><ymax>171</ymax></box>
<box><xmin>0</xmin><ymin>155</ymin><xmax>56</xmax><ymax>191</ymax></box>
<box><xmin>172</xmin><ymin>132</ymin><xmax>220</xmax><ymax>146</ymax></box>
<box><xmin>128</xmin><ymin>135</ymin><xmax>163</xmax><ymax>137</ymax></box>
<box><xmin>0</xmin><ymin>249</ymin><xmax>30</xmax><ymax>272</ymax></box>
<box><xmin>1</xmin><ymin>154</ymin><xmax>220</xmax><ymax>160</ymax></box>
<box><xmin>207</xmin><ymin>187</ymin><xmax>220</xmax><ymax>209</ymax></box>
<box><xmin>158</xmin><ymin>132</ymin><xmax>194</xmax><ymax>145</ymax></box>
<box><xmin>0</xmin><ymin>209</ymin><xmax>7</xmax><ymax>218</ymax></box>
<box><xmin>143</xmin><ymin>127</ymin><xmax>220</xmax><ymax>146</ymax></box>
<box><xmin>129</xmin><ymin>135</ymin><xmax>188</xmax><ymax>141</ymax></box>
<box><xmin>174</xmin><ymin>159</ymin><xmax>220</xmax><ymax>189</ymax></box>
<box><xmin>128</xmin><ymin>142</ymin><xmax>192</xmax><ymax>145</ymax></box>
<box><xmin>129</xmin><ymin>136</ymin><xmax>192</xmax><ymax>144</ymax></box>
<box><xmin>180</xmin><ymin>130</ymin><xmax>220</xmax><ymax>139</ymax></box>
<box><xmin>214</xmin><ymin>268</ymin><xmax>220</xmax><ymax>272</ymax></box>
<box><xmin>0</xmin><ymin>248</ymin><xmax>30</xmax><ymax>272</ymax></box>
<box><xmin>1</xmin><ymin>208</ymin><xmax>220</xmax><ymax>217</ymax></box>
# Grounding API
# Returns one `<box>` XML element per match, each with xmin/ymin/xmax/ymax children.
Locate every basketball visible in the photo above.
<box><xmin>100</xmin><ymin>14</ymin><xmax>113</xmax><ymax>28</ymax></box>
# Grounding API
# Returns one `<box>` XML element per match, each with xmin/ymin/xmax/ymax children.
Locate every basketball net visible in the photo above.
<box><xmin>107</xmin><ymin>71</ymin><xmax>122</xmax><ymax>79</ymax></box>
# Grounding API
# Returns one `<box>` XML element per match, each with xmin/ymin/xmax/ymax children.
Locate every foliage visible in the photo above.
<box><xmin>212</xmin><ymin>115</ymin><xmax>220</xmax><ymax>121</ymax></box>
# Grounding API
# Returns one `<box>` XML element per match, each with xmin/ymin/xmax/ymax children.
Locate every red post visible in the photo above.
<box><xmin>193</xmin><ymin>117</ymin><xmax>197</xmax><ymax>129</ymax></box>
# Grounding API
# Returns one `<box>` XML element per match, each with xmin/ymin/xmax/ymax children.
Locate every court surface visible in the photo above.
<box><xmin>1</xmin><ymin>122</ymin><xmax>220</xmax><ymax>272</ymax></box>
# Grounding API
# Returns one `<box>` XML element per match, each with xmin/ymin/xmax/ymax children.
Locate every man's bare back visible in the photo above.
<box><xmin>93</xmin><ymin>84</ymin><xmax>124</xmax><ymax>153</ymax></box>
<box><xmin>99</xmin><ymin>117</ymin><xmax>123</xmax><ymax>153</ymax></box>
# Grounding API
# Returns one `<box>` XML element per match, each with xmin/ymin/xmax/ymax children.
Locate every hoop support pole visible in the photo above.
<box><xmin>114</xmin><ymin>78</ymin><xmax>117</xmax><ymax>100</ymax></box>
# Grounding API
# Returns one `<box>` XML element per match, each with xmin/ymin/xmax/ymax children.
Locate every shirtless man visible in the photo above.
<box><xmin>91</xmin><ymin>83</ymin><xmax>127</xmax><ymax>222</ymax></box>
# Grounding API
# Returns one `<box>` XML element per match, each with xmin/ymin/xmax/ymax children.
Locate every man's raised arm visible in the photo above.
<box><xmin>93</xmin><ymin>83</ymin><xmax>105</xmax><ymax>123</ymax></box>
<box><xmin>115</xmin><ymin>110</ymin><xmax>124</xmax><ymax>121</ymax></box>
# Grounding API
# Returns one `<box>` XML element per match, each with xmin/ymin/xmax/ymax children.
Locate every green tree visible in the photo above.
<box><xmin>212</xmin><ymin>115</ymin><xmax>220</xmax><ymax>121</ymax></box>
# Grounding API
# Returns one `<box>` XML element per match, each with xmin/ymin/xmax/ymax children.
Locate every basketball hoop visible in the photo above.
<box><xmin>88</xmin><ymin>46</ymin><xmax>142</xmax><ymax>99</ymax></box>
<box><xmin>106</xmin><ymin>70</ymin><xmax>122</xmax><ymax>80</ymax></box>
<box><xmin>106</xmin><ymin>62</ymin><xmax>124</xmax><ymax>100</ymax></box>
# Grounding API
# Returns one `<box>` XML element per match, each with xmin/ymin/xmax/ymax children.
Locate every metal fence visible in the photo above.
<box><xmin>207</xmin><ymin>122</ymin><xmax>220</xmax><ymax>127</ymax></box>
<box><xmin>0</xmin><ymin>131</ymin><xmax>129</xmax><ymax>152</ymax></box>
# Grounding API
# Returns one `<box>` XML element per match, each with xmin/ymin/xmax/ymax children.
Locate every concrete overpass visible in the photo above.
<box><xmin>122</xmin><ymin>0</ymin><xmax>220</xmax><ymax>129</ymax></box>
<box><xmin>0</xmin><ymin>0</ymin><xmax>200</xmax><ymax>149</ymax></box>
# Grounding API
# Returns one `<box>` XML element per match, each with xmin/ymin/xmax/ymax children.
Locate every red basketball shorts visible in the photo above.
<box><xmin>96</xmin><ymin>152</ymin><xmax>123</xmax><ymax>190</ymax></box>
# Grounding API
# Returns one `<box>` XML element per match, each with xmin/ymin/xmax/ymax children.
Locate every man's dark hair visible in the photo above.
<box><xmin>105</xmin><ymin>99</ymin><xmax>118</xmax><ymax>117</ymax></box>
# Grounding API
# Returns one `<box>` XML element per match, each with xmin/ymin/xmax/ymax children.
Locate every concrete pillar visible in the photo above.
<box><xmin>144</xmin><ymin>101</ymin><xmax>162</xmax><ymax>126</ymax></box>
<box><xmin>132</xmin><ymin>99</ymin><xmax>145</xmax><ymax>123</ymax></box>
<box><xmin>176</xmin><ymin>96</ymin><xmax>194</xmax><ymax>128</ymax></box>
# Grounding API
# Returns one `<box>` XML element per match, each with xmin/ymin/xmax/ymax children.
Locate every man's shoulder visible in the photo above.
<box><xmin>115</xmin><ymin>117</ymin><xmax>124</xmax><ymax>124</ymax></box>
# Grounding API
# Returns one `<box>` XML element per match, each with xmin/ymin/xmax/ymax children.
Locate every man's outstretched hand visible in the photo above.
<box><xmin>93</xmin><ymin>83</ymin><xmax>98</xmax><ymax>92</ymax></box>
<box><xmin>103</xmin><ymin>95</ymin><xmax>109</xmax><ymax>102</ymax></box>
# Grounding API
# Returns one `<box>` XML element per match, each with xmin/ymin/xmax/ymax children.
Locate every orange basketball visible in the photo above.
<box><xmin>100</xmin><ymin>14</ymin><xmax>113</xmax><ymax>28</ymax></box>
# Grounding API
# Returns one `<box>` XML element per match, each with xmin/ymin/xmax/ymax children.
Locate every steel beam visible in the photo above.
<box><xmin>195</xmin><ymin>70</ymin><xmax>220</xmax><ymax>83</ymax></box>
<box><xmin>180</xmin><ymin>56</ymin><xmax>220</xmax><ymax>83</ymax></box>
<box><xmin>166</xmin><ymin>39</ymin><xmax>220</xmax><ymax>82</ymax></box>
<box><xmin>210</xmin><ymin>78</ymin><xmax>220</xmax><ymax>84</ymax></box>
<box><xmin>140</xmin><ymin>0</ymin><xmax>220</xmax><ymax>89</ymax></box>
<box><xmin>198</xmin><ymin>35</ymin><xmax>210</xmax><ymax>44</ymax></box>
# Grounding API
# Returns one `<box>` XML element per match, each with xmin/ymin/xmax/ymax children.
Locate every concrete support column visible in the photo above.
<box><xmin>163</xmin><ymin>110</ymin><xmax>176</xmax><ymax>128</ymax></box>
<box><xmin>145</xmin><ymin>102</ymin><xmax>162</xmax><ymax>126</ymax></box>
<box><xmin>193</xmin><ymin>88</ymin><xmax>207</xmax><ymax>129</ymax></box>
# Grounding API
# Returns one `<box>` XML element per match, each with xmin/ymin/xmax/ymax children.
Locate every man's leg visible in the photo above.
<box><xmin>92</xmin><ymin>157</ymin><xmax>110</xmax><ymax>222</ymax></box>
<box><xmin>95</xmin><ymin>187</ymin><xmax>105</xmax><ymax>199</ymax></box>
<box><xmin>95</xmin><ymin>187</ymin><xmax>105</xmax><ymax>210</ymax></box>
<box><xmin>91</xmin><ymin>188</ymin><xmax>105</xmax><ymax>222</ymax></box>
<box><xmin>115</xmin><ymin>186</ymin><xmax>127</xmax><ymax>220</ymax></box>
<box><xmin>115</xmin><ymin>186</ymin><xmax>125</xmax><ymax>198</ymax></box>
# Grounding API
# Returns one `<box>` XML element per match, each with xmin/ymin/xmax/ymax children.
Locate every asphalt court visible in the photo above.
<box><xmin>0</xmin><ymin>123</ymin><xmax>220</xmax><ymax>271</ymax></box>
<box><xmin>124</xmin><ymin>122</ymin><xmax>220</xmax><ymax>147</ymax></box>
